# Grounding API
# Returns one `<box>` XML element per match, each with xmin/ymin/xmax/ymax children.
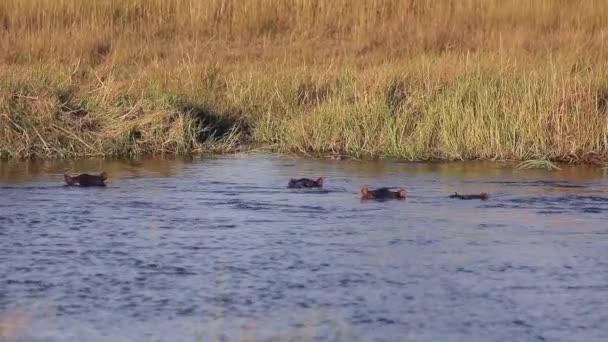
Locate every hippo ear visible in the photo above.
<box><xmin>360</xmin><ymin>186</ymin><xmax>368</xmax><ymax>196</ymax></box>
<box><xmin>399</xmin><ymin>188</ymin><xmax>407</xmax><ymax>198</ymax></box>
<box><xmin>100</xmin><ymin>171</ymin><xmax>108</xmax><ymax>180</ymax></box>
<box><xmin>316</xmin><ymin>177</ymin><xmax>323</xmax><ymax>186</ymax></box>
<box><xmin>64</xmin><ymin>174</ymin><xmax>75</xmax><ymax>185</ymax></box>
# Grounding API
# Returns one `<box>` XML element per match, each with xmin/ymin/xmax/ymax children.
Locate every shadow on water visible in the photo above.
<box><xmin>1</xmin><ymin>154</ymin><xmax>608</xmax><ymax>341</ymax></box>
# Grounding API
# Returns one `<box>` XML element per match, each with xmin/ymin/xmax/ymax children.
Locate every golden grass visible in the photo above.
<box><xmin>1</xmin><ymin>0</ymin><xmax>608</xmax><ymax>162</ymax></box>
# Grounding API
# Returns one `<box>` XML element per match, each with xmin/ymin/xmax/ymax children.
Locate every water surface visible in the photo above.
<box><xmin>1</xmin><ymin>155</ymin><xmax>608</xmax><ymax>341</ymax></box>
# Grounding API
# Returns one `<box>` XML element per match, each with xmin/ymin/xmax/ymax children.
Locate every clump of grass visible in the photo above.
<box><xmin>0</xmin><ymin>65</ymin><xmax>246</xmax><ymax>159</ymax></box>
<box><xmin>516</xmin><ymin>159</ymin><xmax>562</xmax><ymax>171</ymax></box>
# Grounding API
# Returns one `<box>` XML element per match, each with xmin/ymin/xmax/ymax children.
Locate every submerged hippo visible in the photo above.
<box><xmin>287</xmin><ymin>177</ymin><xmax>324</xmax><ymax>189</ymax></box>
<box><xmin>449</xmin><ymin>192</ymin><xmax>489</xmax><ymax>200</ymax></box>
<box><xmin>64</xmin><ymin>171</ymin><xmax>108</xmax><ymax>187</ymax></box>
<box><xmin>360</xmin><ymin>186</ymin><xmax>407</xmax><ymax>200</ymax></box>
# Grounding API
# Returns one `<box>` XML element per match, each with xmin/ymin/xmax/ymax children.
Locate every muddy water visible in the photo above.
<box><xmin>1</xmin><ymin>154</ymin><xmax>607</xmax><ymax>341</ymax></box>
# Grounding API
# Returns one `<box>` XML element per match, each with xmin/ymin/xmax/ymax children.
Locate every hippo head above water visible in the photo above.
<box><xmin>360</xmin><ymin>186</ymin><xmax>407</xmax><ymax>200</ymax></box>
<box><xmin>64</xmin><ymin>171</ymin><xmax>108</xmax><ymax>187</ymax></box>
<box><xmin>287</xmin><ymin>177</ymin><xmax>324</xmax><ymax>189</ymax></box>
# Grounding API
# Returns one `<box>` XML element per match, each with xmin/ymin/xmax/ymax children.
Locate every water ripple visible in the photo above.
<box><xmin>1</xmin><ymin>156</ymin><xmax>607</xmax><ymax>341</ymax></box>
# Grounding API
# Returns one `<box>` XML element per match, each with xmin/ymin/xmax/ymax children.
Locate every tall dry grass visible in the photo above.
<box><xmin>3</xmin><ymin>0</ymin><xmax>607</xmax><ymax>52</ymax></box>
<box><xmin>1</xmin><ymin>0</ymin><xmax>607</xmax><ymax>162</ymax></box>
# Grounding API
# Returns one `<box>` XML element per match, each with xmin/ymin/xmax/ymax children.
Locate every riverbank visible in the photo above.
<box><xmin>1</xmin><ymin>0</ymin><xmax>607</xmax><ymax>164</ymax></box>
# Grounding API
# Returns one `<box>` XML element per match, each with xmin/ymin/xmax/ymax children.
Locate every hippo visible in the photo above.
<box><xmin>64</xmin><ymin>171</ymin><xmax>108</xmax><ymax>187</ymax></box>
<box><xmin>287</xmin><ymin>177</ymin><xmax>324</xmax><ymax>189</ymax></box>
<box><xmin>360</xmin><ymin>186</ymin><xmax>406</xmax><ymax>200</ymax></box>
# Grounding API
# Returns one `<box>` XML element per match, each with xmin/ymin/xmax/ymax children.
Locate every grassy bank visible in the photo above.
<box><xmin>1</xmin><ymin>0</ymin><xmax>608</xmax><ymax>163</ymax></box>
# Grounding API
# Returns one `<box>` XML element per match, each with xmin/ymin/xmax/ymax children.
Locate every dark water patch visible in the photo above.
<box><xmin>455</xmin><ymin>267</ymin><xmax>475</xmax><ymax>274</ymax></box>
<box><xmin>405</xmin><ymin>238</ymin><xmax>438</xmax><ymax>246</ymax></box>
<box><xmin>211</xmin><ymin>189</ymin><xmax>285</xmax><ymax>196</ymax></box>
<box><xmin>0</xmin><ymin>185</ymin><xmax>57</xmax><ymax>190</ymax></box>
<box><xmin>230</xmin><ymin>200</ymin><xmax>278</xmax><ymax>211</ymax></box>
<box><xmin>4</xmin><ymin>279</ymin><xmax>55</xmax><ymax>292</ymax></box>
<box><xmin>480</xmin><ymin>180</ymin><xmax>588</xmax><ymax>189</ymax></box>
<box><xmin>154</xmin><ymin>184</ymin><xmax>179</xmax><ymax>190</ymax></box>
<box><xmin>219</xmin><ymin>184</ymin><xmax>276</xmax><ymax>191</ymax></box>
<box><xmin>477</xmin><ymin>223</ymin><xmax>509</xmax><ymax>229</ymax></box>
<box><xmin>199</xmin><ymin>180</ymin><xmax>236</xmax><ymax>186</ymax></box>
<box><xmin>537</xmin><ymin>210</ymin><xmax>564</xmax><ymax>215</ymax></box>
<box><xmin>512</xmin><ymin>319</ymin><xmax>533</xmax><ymax>328</ymax></box>
<box><xmin>226</xmin><ymin>198</ymin><xmax>329</xmax><ymax>214</ymax></box>
<box><xmin>582</xmin><ymin>207</ymin><xmax>603</xmax><ymax>213</ymax></box>
<box><xmin>564</xmin><ymin>285</ymin><xmax>608</xmax><ymax>291</ymax></box>
<box><xmin>491</xmin><ymin>263</ymin><xmax>541</xmax><ymax>273</ymax></box>
<box><xmin>287</xmin><ymin>188</ymin><xmax>335</xmax><ymax>194</ymax></box>
<box><xmin>504</xmin><ymin>285</ymin><xmax>541</xmax><ymax>291</ymax></box>
<box><xmin>0</xmin><ymin>216</ymin><xmax>14</xmax><ymax>225</ymax></box>
<box><xmin>123</xmin><ymin>201</ymin><xmax>163</xmax><ymax>209</ymax></box>
<box><xmin>483</xmin><ymin>194</ymin><xmax>608</xmax><ymax>214</ymax></box>
<box><xmin>206</xmin><ymin>224</ymin><xmax>238</xmax><ymax>230</ymax></box>
<box><xmin>247</xmin><ymin>219</ymin><xmax>276</xmax><ymax>224</ymax></box>
<box><xmin>388</xmin><ymin>238</ymin><xmax>402</xmax><ymax>245</ymax></box>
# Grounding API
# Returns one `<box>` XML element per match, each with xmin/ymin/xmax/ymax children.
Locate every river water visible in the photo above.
<box><xmin>1</xmin><ymin>154</ymin><xmax>607</xmax><ymax>341</ymax></box>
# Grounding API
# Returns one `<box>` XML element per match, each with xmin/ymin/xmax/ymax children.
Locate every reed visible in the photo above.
<box><xmin>516</xmin><ymin>159</ymin><xmax>562</xmax><ymax>171</ymax></box>
<box><xmin>1</xmin><ymin>0</ymin><xmax>607</xmax><ymax>163</ymax></box>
